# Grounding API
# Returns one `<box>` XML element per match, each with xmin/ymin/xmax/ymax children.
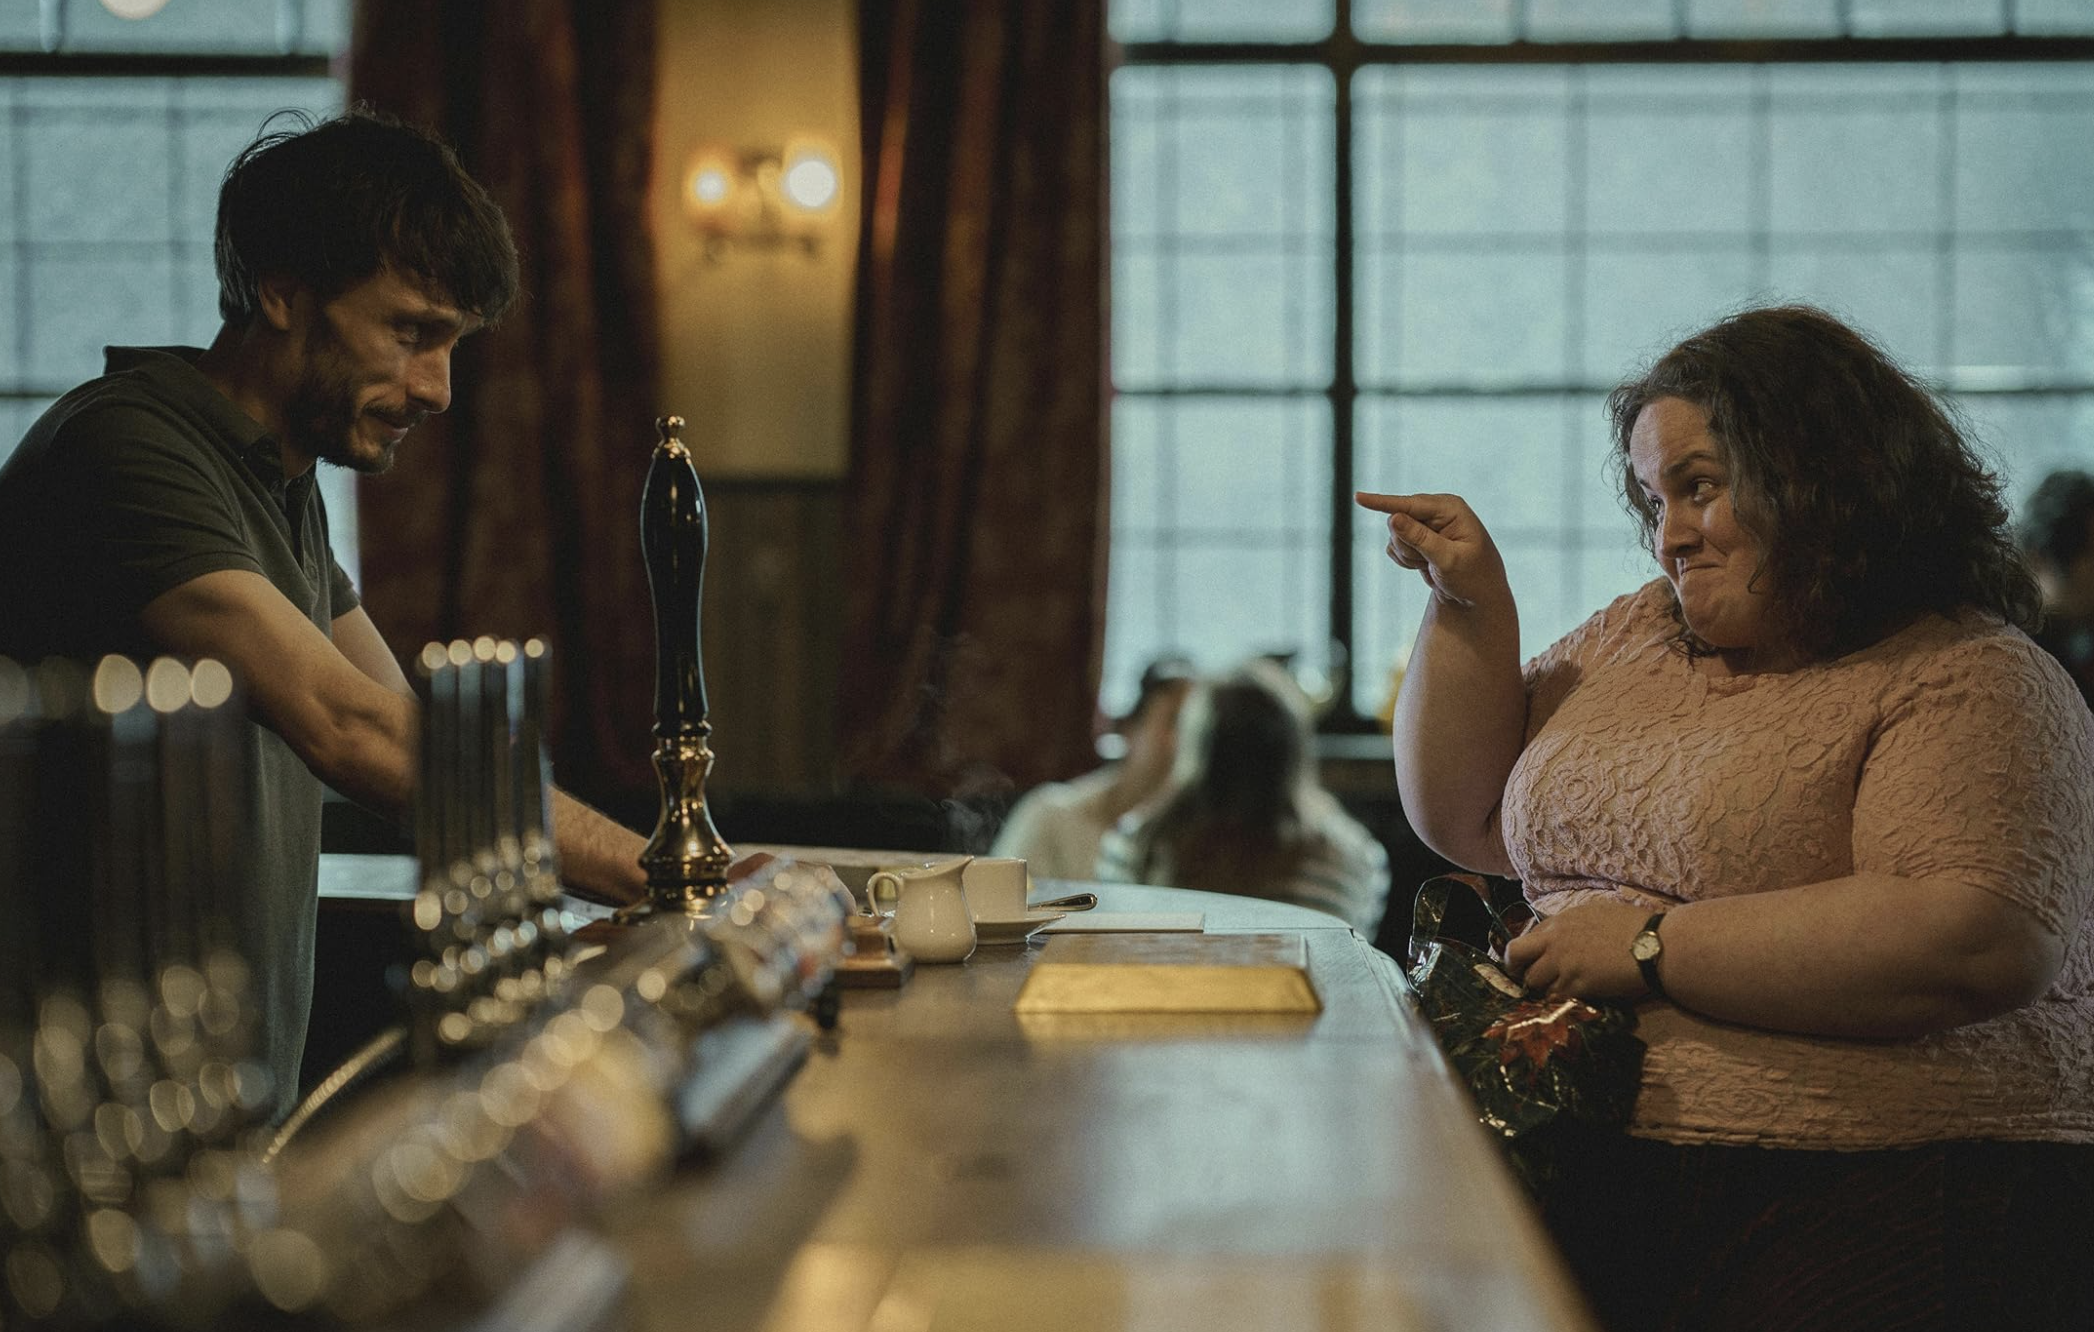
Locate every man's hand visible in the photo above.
<box><xmin>1354</xmin><ymin>491</ymin><xmax>1512</xmax><ymax>611</ymax></box>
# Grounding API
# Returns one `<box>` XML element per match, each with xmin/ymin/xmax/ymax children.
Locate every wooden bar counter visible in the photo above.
<box><xmin>594</xmin><ymin>878</ymin><xmax>1597</xmax><ymax>1332</ymax></box>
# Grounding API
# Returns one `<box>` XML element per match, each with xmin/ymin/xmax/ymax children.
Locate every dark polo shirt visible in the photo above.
<box><xmin>0</xmin><ymin>345</ymin><xmax>360</xmax><ymax>1120</ymax></box>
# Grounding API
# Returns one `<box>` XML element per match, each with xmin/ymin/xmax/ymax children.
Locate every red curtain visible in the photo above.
<box><xmin>840</xmin><ymin>0</ymin><xmax>1110</xmax><ymax>797</ymax></box>
<box><xmin>349</xmin><ymin>1</ymin><xmax>661</xmax><ymax>804</ymax></box>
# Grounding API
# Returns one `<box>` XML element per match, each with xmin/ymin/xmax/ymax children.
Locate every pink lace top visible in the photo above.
<box><xmin>1505</xmin><ymin>579</ymin><xmax>2094</xmax><ymax>1148</ymax></box>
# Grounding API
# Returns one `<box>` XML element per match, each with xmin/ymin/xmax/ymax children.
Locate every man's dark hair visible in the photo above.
<box><xmin>215</xmin><ymin>108</ymin><xmax>518</xmax><ymax>324</ymax></box>
<box><xmin>1607</xmin><ymin>304</ymin><xmax>2041</xmax><ymax>660</ymax></box>
<box><xmin>2019</xmin><ymin>470</ymin><xmax>2094</xmax><ymax>574</ymax></box>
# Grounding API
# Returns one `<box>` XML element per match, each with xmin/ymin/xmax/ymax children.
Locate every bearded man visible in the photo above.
<box><xmin>0</xmin><ymin>111</ymin><xmax>646</xmax><ymax>1116</ymax></box>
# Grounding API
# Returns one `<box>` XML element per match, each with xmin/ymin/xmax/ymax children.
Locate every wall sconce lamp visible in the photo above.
<box><xmin>684</xmin><ymin>137</ymin><xmax>842</xmax><ymax>262</ymax></box>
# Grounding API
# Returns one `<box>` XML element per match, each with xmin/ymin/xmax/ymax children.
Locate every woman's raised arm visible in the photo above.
<box><xmin>1357</xmin><ymin>491</ymin><xmax>1526</xmax><ymax>876</ymax></box>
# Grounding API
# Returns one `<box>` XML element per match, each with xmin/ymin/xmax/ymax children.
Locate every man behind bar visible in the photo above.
<box><xmin>0</xmin><ymin>110</ymin><xmax>646</xmax><ymax>1116</ymax></box>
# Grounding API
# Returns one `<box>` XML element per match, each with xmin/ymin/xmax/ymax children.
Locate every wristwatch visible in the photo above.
<box><xmin>1630</xmin><ymin>911</ymin><xmax>1668</xmax><ymax>998</ymax></box>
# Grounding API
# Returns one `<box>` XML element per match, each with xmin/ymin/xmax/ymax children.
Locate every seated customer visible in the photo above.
<box><xmin>1361</xmin><ymin>305</ymin><xmax>2094</xmax><ymax>1331</ymax></box>
<box><xmin>990</xmin><ymin>656</ymin><xmax>1192</xmax><ymax>880</ymax></box>
<box><xmin>1095</xmin><ymin>659</ymin><xmax>1388</xmax><ymax>934</ymax></box>
<box><xmin>2018</xmin><ymin>468</ymin><xmax>2094</xmax><ymax>709</ymax></box>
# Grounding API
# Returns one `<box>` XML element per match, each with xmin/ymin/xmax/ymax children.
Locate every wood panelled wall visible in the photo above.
<box><xmin>694</xmin><ymin>481</ymin><xmax>847</xmax><ymax>795</ymax></box>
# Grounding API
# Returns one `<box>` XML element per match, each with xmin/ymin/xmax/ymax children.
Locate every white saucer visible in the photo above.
<box><xmin>973</xmin><ymin>910</ymin><xmax>1068</xmax><ymax>946</ymax></box>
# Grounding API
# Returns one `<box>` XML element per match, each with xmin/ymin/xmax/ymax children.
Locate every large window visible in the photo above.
<box><xmin>0</xmin><ymin>0</ymin><xmax>349</xmax><ymax>567</ymax></box>
<box><xmin>1105</xmin><ymin>0</ymin><xmax>2094</xmax><ymax>719</ymax></box>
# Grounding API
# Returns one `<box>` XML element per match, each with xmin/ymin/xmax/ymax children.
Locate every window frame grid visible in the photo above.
<box><xmin>1111</xmin><ymin>2</ymin><xmax>2094</xmax><ymax>724</ymax></box>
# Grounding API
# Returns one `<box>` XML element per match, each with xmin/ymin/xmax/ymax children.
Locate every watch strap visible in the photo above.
<box><xmin>1633</xmin><ymin>911</ymin><xmax>1668</xmax><ymax>998</ymax></box>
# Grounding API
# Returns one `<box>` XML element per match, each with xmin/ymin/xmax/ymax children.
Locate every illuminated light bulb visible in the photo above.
<box><xmin>780</xmin><ymin>148</ymin><xmax>839</xmax><ymax>212</ymax></box>
<box><xmin>100</xmin><ymin>0</ymin><xmax>170</xmax><ymax>17</ymax></box>
<box><xmin>689</xmin><ymin>164</ymin><xmax>731</xmax><ymax>209</ymax></box>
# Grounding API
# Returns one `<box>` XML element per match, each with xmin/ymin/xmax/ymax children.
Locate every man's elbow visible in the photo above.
<box><xmin>279</xmin><ymin>704</ymin><xmax>411</xmax><ymax>816</ymax></box>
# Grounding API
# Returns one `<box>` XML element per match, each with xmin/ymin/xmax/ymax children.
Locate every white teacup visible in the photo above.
<box><xmin>962</xmin><ymin>857</ymin><xmax>1029</xmax><ymax>923</ymax></box>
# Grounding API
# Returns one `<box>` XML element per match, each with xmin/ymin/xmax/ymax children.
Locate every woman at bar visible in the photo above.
<box><xmin>1096</xmin><ymin>657</ymin><xmax>1389</xmax><ymax>934</ymax></box>
<box><xmin>1360</xmin><ymin>305</ymin><xmax>2094</xmax><ymax>1331</ymax></box>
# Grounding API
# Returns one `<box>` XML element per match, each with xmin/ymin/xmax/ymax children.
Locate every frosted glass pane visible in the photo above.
<box><xmin>23</xmin><ymin>107</ymin><xmax>175</xmax><ymax>243</ymax></box>
<box><xmin>0</xmin><ymin>85</ymin><xmax>13</xmax><ymax>244</ymax></box>
<box><xmin>1954</xmin><ymin>64</ymin><xmax>2094</xmax><ymax>97</ymax></box>
<box><xmin>172</xmin><ymin>74</ymin><xmax>343</xmax><ymax>115</ymax></box>
<box><xmin>1108</xmin><ymin>0</ymin><xmax>1333</xmax><ymax>42</ymax></box>
<box><xmin>1108</xmin><ymin>395</ymin><xmax>1330</xmax><ymax>691</ymax></box>
<box><xmin>1397</xmin><ymin>105</ymin><xmax>1569</xmax><ymax>237</ymax></box>
<box><xmin>1351</xmin><ymin>532</ymin><xmax>1426</xmax><ymax>712</ymax></box>
<box><xmin>1955</xmin><ymin>104</ymin><xmax>2094</xmax><ymax>233</ymax></box>
<box><xmin>1110</xmin><ymin>85</ymin><xmax>1163</xmax><ymax>240</ymax></box>
<box><xmin>1163</xmin><ymin>398</ymin><xmax>1328</xmax><ymax>538</ymax></box>
<box><xmin>1112</xmin><ymin>250</ymin><xmax>1165</xmax><ymax>387</ymax></box>
<box><xmin>1585</xmin><ymin>104</ymin><xmax>1754</xmax><ymax>237</ymax></box>
<box><xmin>1571</xmin><ymin>392</ymin><xmax>1634</xmax><ymax>538</ymax></box>
<box><xmin>1169</xmin><ymin>544</ymin><xmax>1321</xmax><ymax>669</ymax></box>
<box><xmin>1112</xmin><ymin>398</ymin><xmax>1169</xmax><ymax>537</ymax></box>
<box><xmin>1172</xmin><ymin>100</ymin><xmax>1332</xmax><ymax>239</ymax></box>
<box><xmin>0</xmin><ymin>4</ymin><xmax>42</xmax><ymax>49</ymax></box>
<box><xmin>177</xmin><ymin>243</ymin><xmax>222</xmax><ymax>345</ymax></box>
<box><xmin>1848</xmin><ymin>0</ymin><xmax>2006</xmax><ymax>36</ymax></box>
<box><xmin>1526</xmin><ymin>0</ymin><xmax>1678</xmax><ymax>40</ymax></box>
<box><xmin>294</xmin><ymin>0</ymin><xmax>350</xmax><ymax>55</ymax></box>
<box><xmin>1685</xmin><ymin>0</ymin><xmax>1841</xmax><ymax>37</ymax></box>
<box><xmin>59</xmin><ymin>0</ymin><xmax>289</xmax><ymax>53</ymax></box>
<box><xmin>2015</xmin><ymin>0</ymin><xmax>2094</xmax><ymax>34</ymax></box>
<box><xmin>1581</xmin><ymin>247</ymin><xmax>1759</xmax><ymax>383</ymax></box>
<box><xmin>1355</xmin><ymin>247</ymin><xmax>1399</xmax><ymax>387</ymax></box>
<box><xmin>0</xmin><ymin>257</ymin><xmax>17</xmax><ymax>383</ymax></box>
<box><xmin>1170</xmin><ymin>248</ymin><xmax>1333</xmax><ymax>386</ymax></box>
<box><xmin>1584</xmin><ymin>66</ymin><xmax>1759</xmax><ymax>102</ymax></box>
<box><xmin>1499</xmin><ymin>539</ymin><xmax>1579</xmax><ymax>661</ymax></box>
<box><xmin>1957</xmin><ymin>395</ymin><xmax>2094</xmax><ymax>504</ymax></box>
<box><xmin>1764</xmin><ymin>247</ymin><xmax>1941</xmax><ymax>369</ymax></box>
<box><xmin>27</xmin><ymin>255</ymin><xmax>177</xmax><ymax>383</ymax></box>
<box><xmin>1771</xmin><ymin>105</ymin><xmax>1944</xmax><ymax>235</ymax></box>
<box><xmin>1353</xmin><ymin>0</ymin><xmax>1517</xmax><ymax>43</ymax></box>
<box><xmin>16</xmin><ymin>74</ymin><xmax>171</xmax><ymax>108</ymax></box>
<box><xmin>1120</xmin><ymin>67</ymin><xmax>1333</xmax><ymax>237</ymax></box>
<box><xmin>1102</xmin><ymin>541</ymin><xmax>1165</xmax><ymax>716</ymax></box>
<box><xmin>1398</xmin><ymin>250</ymin><xmax>1567</xmax><ymax>385</ymax></box>
<box><xmin>1951</xmin><ymin>250</ymin><xmax>2094</xmax><ymax>379</ymax></box>
<box><xmin>1380</xmin><ymin>398</ymin><xmax>1575</xmax><ymax>535</ymax></box>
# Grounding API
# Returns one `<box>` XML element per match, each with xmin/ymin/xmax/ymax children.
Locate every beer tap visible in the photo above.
<box><xmin>634</xmin><ymin>415</ymin><xmax>734</xmax><ymax>916</ymax></box>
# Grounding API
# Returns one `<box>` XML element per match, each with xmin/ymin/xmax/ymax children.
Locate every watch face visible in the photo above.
<box><xmin>1631</xmin><ymin>932</ymin><xmax>1662</xmax><ymax>963</ymax></box>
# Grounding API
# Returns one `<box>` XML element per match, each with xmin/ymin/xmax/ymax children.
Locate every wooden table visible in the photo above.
<box><xmin>603</xmin><ymin>880</ymin><xmax>1596</xmax><ymax>1332</ymax></box>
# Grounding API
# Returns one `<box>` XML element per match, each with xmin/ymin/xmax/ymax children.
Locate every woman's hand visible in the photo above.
<box><xmin>1354</xmin><ymin>491</ymin><xmax>1511</xmax><ymax>610</ymax></box>
<box><xmin>1504</xmin><ymin>900</ymin><xmax>1655</xmax><ymax>1000</ymax></box>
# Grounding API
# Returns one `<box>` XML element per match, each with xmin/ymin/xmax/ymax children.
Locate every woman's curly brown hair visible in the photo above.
<box><xmin>1607</xmin><ymin>305</ymin><xmax>2041</xmax><ymax>661</ymax></box>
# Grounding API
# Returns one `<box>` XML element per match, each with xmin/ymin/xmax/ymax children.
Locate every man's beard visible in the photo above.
<box><xmin>282</xmin><ymin>343</ymin><xmax>409</xmax><ymax>476</ymax></box>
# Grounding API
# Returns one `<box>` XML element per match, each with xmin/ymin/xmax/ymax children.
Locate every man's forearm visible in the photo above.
<box><xmin>550</xmin><ymin>788</ymin><xmax>647</xmax><ymax>906</ymax></box>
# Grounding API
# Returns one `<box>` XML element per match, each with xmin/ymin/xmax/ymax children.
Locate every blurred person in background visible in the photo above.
<box><xmin>991</xmin><ymin>656</ymin><xmax>1194</xmax><ymax>880</ymax></box>
<box><xmin>1096</xmin><ymin>658</ymin><xmax>1389</xmax><ymax>934</ymax></box>
<box><xmin>2018</xmin><ymin>468</ymin><xmax>2094</xmax><ymax>710</ymax></box>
